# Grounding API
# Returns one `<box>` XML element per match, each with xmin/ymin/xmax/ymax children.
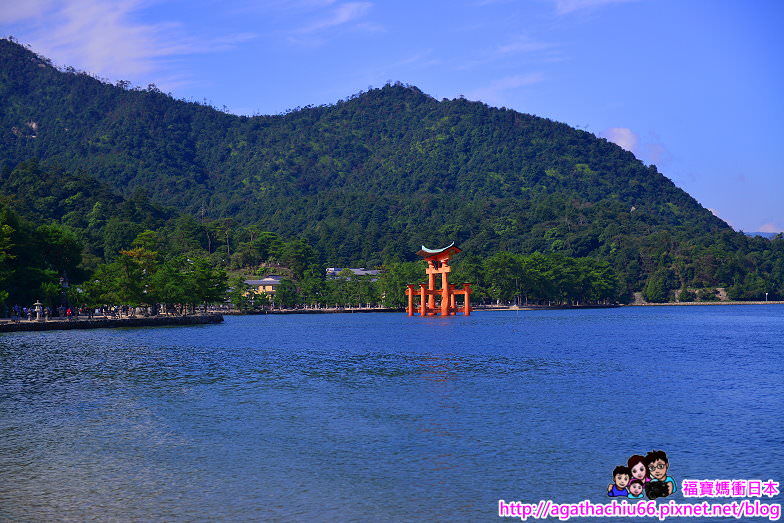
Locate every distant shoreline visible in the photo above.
<box><xmin>2</xmin><ymin>301</ymin><xmax>780</xmax><ymax>332</ymax></box>
<box><xmin>626</xmin><ymin>300</ymin><xmax>784</xmax><ymax>307</ymax></box>
<box><xmin>496</xmin><ymin>301</ymin><xmax>783</xmax><ymax>309</ymax></box>
<box><xmin>226</xmin><ymin>304</ymin><xmax>622</xmax><ymax>315</ymax></box>
<box><xmin>226</xmin><ymin>301</ymin><xmax>784</xmax><ymax>315</ymax></box>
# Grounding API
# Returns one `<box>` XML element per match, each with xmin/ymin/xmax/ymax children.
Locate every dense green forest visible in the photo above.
<box><xmin>1</xmin><ymin>37</ymin><xmax>782</xmax><ymax>305</ymax></box>
<box><xmin>0</xmin><ymin>161</ymin><xmax>620</xmax><ymax>309</ymax></box>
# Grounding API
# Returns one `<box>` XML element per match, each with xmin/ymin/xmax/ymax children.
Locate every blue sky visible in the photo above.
<box><xmin>2</xmin><ymin>0</ymin><xmax>782</xmax><ymax>232</ymax></box>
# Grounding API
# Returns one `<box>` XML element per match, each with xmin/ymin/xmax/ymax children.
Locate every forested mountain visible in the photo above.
<box><xmin>1</xmin><ymin>37</ymin><xmax>782</xmax><ymax>302</ymax></box>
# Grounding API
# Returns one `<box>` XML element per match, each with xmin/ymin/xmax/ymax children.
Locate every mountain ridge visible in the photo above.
<box><xmin>0</xmin><ymin>38</ymin><xmax>716</xmax><ymax>215</ymax></box>
<box><xmin>1</xmin><ymin>37</ymin><xmax>781</xmax><ymax>301</ymax></box>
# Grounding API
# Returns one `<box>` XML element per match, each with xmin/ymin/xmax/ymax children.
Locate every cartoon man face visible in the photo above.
<box><xmin>649</xmin><ymin>459</ymin><xmax>668</xmax><ymax>480</ymax></box>
<box><xmin>614</xmin><ymin>473</ymin><xmax>630</xmax><ymax>489</ymax></box>
<box><xmin>629</xmin><ymin>482</ymin><xmax>644</xmax><ymax>497</ymax></box>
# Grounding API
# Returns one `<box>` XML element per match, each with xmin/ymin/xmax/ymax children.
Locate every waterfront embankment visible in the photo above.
<box><xmin>0</xmin><ymin>313</ymin><xmax>224</xmax><ymax>333</ymax></box>
<box><xmin>224</xmin><ymin>307</ymin><xmax>404</xmax><ymax>315</ymax></box>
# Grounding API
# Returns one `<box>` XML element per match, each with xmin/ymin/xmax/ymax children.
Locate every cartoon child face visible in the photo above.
<box><xmin>629</xmin><ymin>482</ymin><xmax>644</xmax><ymax>496</ymax></box>
<box><xmin>649</xmin><ymin>459</ymin><xmax>668</xmax><ymax>480</ymax></box>
<box><xmin>614</xmin><ymin>473</ymin><xmax>630</xmax><ymax>489</ymax></box>
<box><xmin>631</xmin><ymin>462</ymin><xmax>647</xmax><ymax>480</ymax></box>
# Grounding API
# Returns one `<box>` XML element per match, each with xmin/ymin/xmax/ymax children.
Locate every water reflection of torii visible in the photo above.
<box><xmin>406</xmin><ymin>243</ymin><xmax>472</xmax><ymax>317</ymax></box>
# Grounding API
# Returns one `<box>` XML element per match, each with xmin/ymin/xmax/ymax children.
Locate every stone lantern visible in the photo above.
<box><xmin>33</xmin><ymin>300</ymin><xmax>45</xmax><ymax>322</ymax></box>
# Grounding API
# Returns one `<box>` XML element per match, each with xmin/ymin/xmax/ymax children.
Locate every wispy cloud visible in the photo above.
<box><xmin>295</xmin><ymin>2</ymin><xmax>372</xmax><ymax>34</ymax></box>
<box><xmin>601</xmin><ymin>127</ymin><xmax>638</xmax><ymax>152</ymax></box>
<box><xmin>599</xmin><ymin>127</ymin><xmax>672</xmax><ymax>167</ymax></box>
<box><xmin>254</xmin><ymin>0</ymin><xmax>339</xmax><ymax>9</ymax></box>
<box><xmin>495</xmin><ymin>35</ymin><xmax>558</xmax><ymax>56</ymax></box>
<box><xmin>641</xmin><ymin>141</ymin><xmax>671</xmax><ymax>166</ymax></box>
<box><xmin>393</xmin><ymin>50</ymin><xmax>441</xmax><ymax>69</ymax></box>
<box><xmin>465</xmin><ymin>72</ymin><xmax>546</xmax><ymax>106</ymax></box>
<box><xmin>456</xmin><ymin>35</ymin><xmax>559</xmax><ymax>72</ymax></box>
<box><xmin>471</xmin><ymin>0</ymin><xmax>516</xmax><ymax>5</ymax></box>
<box><xmin>283</xmin><ymin>1</ymin><xmax>376</xmax><ymax>46</ymax></box>
<box><xmin>0</xmin><ymin>0</ymin><xmax>51</xmax><ymax>23</ymax></box>
<box><xmin>601</xmin><ymin>127</ymin><xmax>672</xmax><ymax>167</ymax></box>
<box><xmin>708</xmin><ymin>208</ymin><xmax>734</xmax><ymax>228</ymax></box>
<box><xmin>493</xmin><ymin>35</ymin><xmax>564</xmax><ymax>65</ymax></box>
<box><xmin>1</xmin><ymin>0</ymin><xmax>255</xmax><ymax>85</ymax></box>
<box><xmin>758</xmin><ymin>223</ymin><xmax>783</xmax><ymax>233</ymax></box>
<box><xmin>551</xmin><ymin>0</ymin><xmax>636</xmax><ymax>15</ymax></box>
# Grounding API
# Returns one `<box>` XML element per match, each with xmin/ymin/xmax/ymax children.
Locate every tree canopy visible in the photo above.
<box><xmin>1</xmin><ymin>37</ymin><xmax>783</xmax><ymax>306</ymax></box>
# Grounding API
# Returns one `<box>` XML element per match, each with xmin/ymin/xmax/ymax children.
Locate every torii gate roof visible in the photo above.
<box><xmin>417</xmin><ymin>242</ymin><xmax>462</xmax><ymax>258</ymax></box>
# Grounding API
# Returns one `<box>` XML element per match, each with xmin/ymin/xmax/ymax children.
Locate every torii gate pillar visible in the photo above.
<box><xmin>405</xmin><ymin>242</ymin><xmax>472</xmax><ymax>317</ymax></box>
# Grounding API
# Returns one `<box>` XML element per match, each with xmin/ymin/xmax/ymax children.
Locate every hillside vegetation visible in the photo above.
<box><xmin>1</xmin><ymin>37</ymin><xmax>782</xmax><ymax>303</ymax></box>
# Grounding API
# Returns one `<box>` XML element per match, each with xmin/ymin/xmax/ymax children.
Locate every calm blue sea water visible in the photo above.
<box><xmin>1</xmin><ymin>306</ymin><xmax>782</xmax><ymax>522</ymax></box>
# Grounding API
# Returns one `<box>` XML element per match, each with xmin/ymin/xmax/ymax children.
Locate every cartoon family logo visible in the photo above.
<box><xmin>607</xmin><ymin>450</ymin><xmax>676</xmax><ymax>500</ymax></box>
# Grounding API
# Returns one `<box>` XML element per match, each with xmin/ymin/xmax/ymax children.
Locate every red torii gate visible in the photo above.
<box><xmin>406</xmin><ymin>243</ymin><xmax>472</xmax><ymax>317</ymax></box>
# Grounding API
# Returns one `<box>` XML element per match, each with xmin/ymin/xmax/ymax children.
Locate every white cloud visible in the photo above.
<box><xmin>759</xmin><ymin>223</ymin><xmax>783</xmax><ymax>233</ymax></box>
<box><xmin>45</xmin><ymin>0</ymin><xmax>173</xmax><ymax>76</ymax></box>
<box><xmin>601</xmin><ymin>127</ymin><xmax>673</xmax><ymax>169</ymax></box>
<box><xmin>2</xmin><ymin>0</ymin><xmax>255</xmax><ymax>84</ymax></box>
<box><xmin>601</xmin><ymin>127</ymin><xmax>638</xmax><ymax>152</ymax></box>
<box><xmin>465</xmin><ymin>73</ymin><xmax>546</xmax><ymax>106</ymax></box>
<box><xmin>552</xmin><ymin>0</ymin><xmax>637</xmax><ymax>15</ymax></box>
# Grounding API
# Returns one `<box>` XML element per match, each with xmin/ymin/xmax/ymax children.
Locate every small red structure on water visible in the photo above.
<box><xmin>405</xmin><ymin>243</ymin><xmax>472</xmax><ymax>317</ymax></box>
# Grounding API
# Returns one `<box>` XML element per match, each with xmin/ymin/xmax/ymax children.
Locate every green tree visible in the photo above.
<box><xmin>484</xmin><ymin>252</ymin><xmax>524</xmax><ymax>303</ymax></box>
<box><xmin>519</xmin><ymin>252</ymin><xmax>552</xmax><ymax>303</ymax></box>
<box><xmin>727</xmin><ymin>272</ymin><xmax>767</xmax><ymax>301</ymax></box>
<box><xmin>298</xmin><ymin>268</ymin><xmax>327</xmax><ymax>306</ymax></box>
<box><xmin>150</xmin><ymin>258</ymin><xmax>188</xmax><ymax>313</ymax></box>
<box><xmin>102</xmin><ymin>217</ymin><xmax>144</xmax><ymax>261</ymax></box>
<box><xmin>451</xmin><ymin>254</ymin><xmax>487</xmax><ymax>302</ymax></box>
<box><xmin>274</xmin><ymin>279</ymin><xmax>299</xmax><ymax>308</ymax></box>
<box><xmin>227</xmin><ymin>275</ymin><xmax>254</xmax><ymax>311</ymax></box>
<box><xmin>643</xmin><ymin>268</ymin><xmax>678</xmax><ymax>303</ymax></box>
<box><xmin>275</xmin><ymin>239</ymin><xmax>318</xmax><ymax>280</ymax></box>
<box><xmin>377</xmin><ymin>261</ymin><xmax>424</xmax><ymax>307</ymax></box>
<box><xmin>678</xmin><ymin>288</ymin><xmax>696</xmax><ymax>302</ymax></box>
<box><xmin>0</xmin><ymin>222</ymin><xmax>15</xmax><ymax>301</ymax></box>
<box><xmin>36</xmin><ymin>223</ymin><xmax>83</xmax><ymax>278</ymax></box>
<box><xmin>181</xmin><ymin>257</ymin><xmax>228</xmax><ymax>311</ymax></box>
<box><xmin>38</xmin><ymin>281</ymin><xmax>61</xmax><ymax>307</ymax></box>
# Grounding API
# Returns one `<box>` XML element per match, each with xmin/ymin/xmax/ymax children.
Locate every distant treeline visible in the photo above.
<box><xmin>2</xmin><ymin>159</ymin><xmax>783</xmax><ymax>309</ymax></box>
<box><xmin>0</xmin><ymin>192</ymin><xmax>619</xmax><ymax>309</ymax></box>
<box><xmin>0</xmin><ymin>160</ymin><xmax>618</xmax><ymax>308</ymax></box>
<box><xmin>6</xmin><ymin>160</ymin><xmax>784</xmax><ymax>305</ymax></box>
<box><xmin>2</xmin><ymin>33</ymin><xmax>784</xmax><ymax>304</ymax></box>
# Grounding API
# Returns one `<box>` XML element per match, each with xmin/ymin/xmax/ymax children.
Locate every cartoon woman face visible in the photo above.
<box><xmin>631</xmin><ymin>461</ymin><xmax>647</xmax><ymax>480</ymax></box>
